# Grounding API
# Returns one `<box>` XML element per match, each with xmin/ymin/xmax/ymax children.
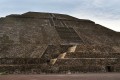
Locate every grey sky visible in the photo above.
<box><xmin>0</xmin><ymin>0</ymin><xmax>120</xmax><ymax>32</ymax></box>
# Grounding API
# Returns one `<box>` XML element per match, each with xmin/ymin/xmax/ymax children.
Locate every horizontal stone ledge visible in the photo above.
<box><xmin>60</xmin><ymin>58</ymin><xmax>118</xmax><ymax>60</ymax></box>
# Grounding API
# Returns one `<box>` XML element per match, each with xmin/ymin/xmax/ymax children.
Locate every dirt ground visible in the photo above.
<box><xmin>0</xmin><ymin>73</ymin><xmax>120</xmax><ymax>80</ymax></box>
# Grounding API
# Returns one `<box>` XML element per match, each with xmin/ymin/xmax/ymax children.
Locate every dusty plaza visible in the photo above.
<box><xmin>0</xmin><ymin>73</ymin><xmax>120</xmax><ymax>80</ymax></box>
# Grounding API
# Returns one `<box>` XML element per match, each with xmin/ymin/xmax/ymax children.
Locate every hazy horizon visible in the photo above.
<box><xmin>0</xmin><ymin>0</ymin><xmax>120</xmax><ymax>32</ymax></box>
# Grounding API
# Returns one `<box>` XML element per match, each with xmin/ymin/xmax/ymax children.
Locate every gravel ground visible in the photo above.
<box><xmin>0</xmin><ymin>73</ymin><xmax>120</xmax><ymax>80</ymax></box>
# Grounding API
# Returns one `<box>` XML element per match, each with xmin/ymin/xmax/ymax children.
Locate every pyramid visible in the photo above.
<box><xmin>0</xmin><ymin>12</ymin><xmax>120</xmax><ymax>74</ymax></box>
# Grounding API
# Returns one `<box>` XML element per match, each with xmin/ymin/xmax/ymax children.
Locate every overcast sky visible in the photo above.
<box><xmin>0</xmin><ymin>0</ymin><xmax>120</xmax><ymax>32</ymax></box>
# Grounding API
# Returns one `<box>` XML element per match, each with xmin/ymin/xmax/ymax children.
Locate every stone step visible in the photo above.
<box><xmin>65</xmin><ymin>52</ymin><xmax>120</xmax><ymax>58</ymax></box>
<box><xmin>75</xmin><ymin>45</ymin><xmax>116</xmax><ymax>52</ymax></box>
<box><xmin>55</xmin><ymin>27</ymin><xmax>83</xmax><ymax>43</ymax></box>
<box><xmin>0</xmin><ymin>58</ymin><xmax>47</xmax><ymax>65</ymax></box>
<box><xmin>56</xmin><ymin>65</ymin><xmax>120</xmax><ymax>72</ymax></box>
<box><xmin>54</xmin><ymin>58</ymin><xmax>119</xmax><ymax>66</ymax></box>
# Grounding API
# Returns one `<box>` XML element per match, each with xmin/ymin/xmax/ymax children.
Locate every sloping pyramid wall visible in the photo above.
<box><xmin>0</xmin><ymin>12</ymin><xmax>120</xmax><ymax>74</ymax></box>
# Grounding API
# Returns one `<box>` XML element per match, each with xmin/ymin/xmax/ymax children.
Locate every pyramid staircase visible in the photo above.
<box><xmin>52</xmin><ymin>45</ymin><xmax>120</xmax><ymax>73</ymax></box>
<box><xmin>49</xmin><ymin>13</ymin><xmax>83</xmax><ymax>44</ymax></box>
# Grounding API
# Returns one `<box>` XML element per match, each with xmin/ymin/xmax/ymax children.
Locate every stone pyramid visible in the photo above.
<box><xmin>0</xmin><ymin>12</ymin><xmax>120</xmax><ymax>74</ymax></box>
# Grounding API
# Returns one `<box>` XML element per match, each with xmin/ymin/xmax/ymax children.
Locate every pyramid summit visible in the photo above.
<box><xmin>0</xmin><ymin>12</ymin><xmax>120</xmax><ymax>74</ymax></box>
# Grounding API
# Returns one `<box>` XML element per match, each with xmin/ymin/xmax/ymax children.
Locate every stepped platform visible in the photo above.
<box><xmin>65</xmin><ymin>52</ymin><xmax>120</xmax><ymax>58</ymax></box>
<box><xmin>0</xmin><ymin>12</ymin><xmax>120</xmax><ymax>74</ymax></box>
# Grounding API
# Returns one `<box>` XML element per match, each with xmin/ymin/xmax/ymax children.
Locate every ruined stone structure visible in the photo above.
<box><xmin>0</xmin><ymin>12</ymin><xmax>120</xmax><ymax>74</ymax></box>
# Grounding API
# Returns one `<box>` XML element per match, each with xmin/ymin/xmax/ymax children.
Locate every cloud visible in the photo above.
<box><xmin>0</xmin><ymin>0</ymin><xmax>120</xmax><ymax>31</ymax></box>
<box><xmin>71</xmin><ymin>0</ymin><xmax>120</xmax><ymax>20</ymax></box>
